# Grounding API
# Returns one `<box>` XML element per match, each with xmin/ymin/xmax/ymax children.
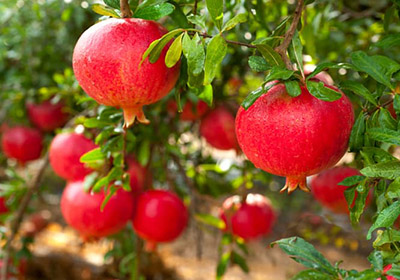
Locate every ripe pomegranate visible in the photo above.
<box><xmin>311</xmin><ymin>166</ymin><xmax>372</xmax><ymax>214</ymax></box>
<box><xmin>0</xmin><ymin>197</ymin><xmax>8</xmax><ymax>215</ymax></box>
<box><xmin>26</xmin><ymin>99</ymin><xmax>69</xmax><ymax>131</ymax></box>
<box><xmin>166</xmin><ymin>99</ymin><xmax>209</xmax><ymax>121</ymax></box>
<box><xmin>73</xmin><ymin>18</ymin><xmax>180</xmax><ymax>127</ymax></box>
<box><xmin>220</xmin><ymin>194</ymin><xmax>276</xmax><ymax>240</ymax></box>
<box><xmin>61</xmin><ymin>180</ymin><xmax>135</xmax><ymax>239</ymax></box>
<box><xmin>235</xmin><ymin>84</ymin><xmax>354</xmax><ymax>193</ymax></box>
<box><xmin>49</xmin><ymin>132</ymin><xmax>97</xmax><ymax>181</ymax></box>
<box><xmin>200</xmin><ymin>106</ymin><xmax>239</xmax><ymax>151</ymax></box>
<box><xmin>304</xmin><ymin>64</ymin><xmax>334</xmax><ymax>86</ymax></box>
<box><xmin>132</xmin><ymin>190</ymin><xmax>188</xmax><ymax>250</ymax></box>
<box><xmin>126</xmin><ymin>156</ymin><xmax>150</xmax><ymax>193</ymax></box>
<box><xmin>1</xmin><ymin>126</ymin><xmax>43</xmax><ymax>164</ymax></box>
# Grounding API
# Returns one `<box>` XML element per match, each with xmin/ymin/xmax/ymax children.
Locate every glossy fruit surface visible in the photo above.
<box><xmin>235</xmin><ymin>84</ymin><xmax>354</xmax><ymax>193</ymax></box>
<box><xmin>133</xmin><ymin>190</ymin><xmax>188</xmax><ymax>248</ymax></box>
<box><xmin>166</xmin><ymin>99</ymin><xmax>209</xmax><ymax>121</ymax></box>
<box><xmin>1</xmin><ymin>126</ymin><xmax>43</xmax><ymax>164</ymax></box>
<box><xmin>49</xmin><ymin>132</ymin><xmax>97</xmax><ymax>181</ymax></box>
<box><xmin>200</xmin><ymin>106</ymin><xmax>239</xmax><ymax>150</ymax></box>
<box><xmin>61</xmin><ymin>180</ymin><xmax>134</xmax><ymax>238</ymax></box>
<box><xmin>220</xmin><ymin>194</ymin><xmax>275</xmax><ymax>240</ymax></box>
<box><xmin>73</xmin><ymin>18</ymin><xmax>180</xmax><ymax>127</ymax></box>
<box><xmin>27</xmin><ymin>99</ymin><xmax>69</xmax><ymax>131</ymax></box>
<box><xmin>311</xmin><ymin>166</ymin><xmax>372</xmax><ymax>213</ymax></box>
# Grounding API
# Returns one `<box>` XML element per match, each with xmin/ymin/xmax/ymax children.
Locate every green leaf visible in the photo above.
<box><xmin>206</xmin><ymin>0</ymin><xmax>223</xmax><ymax>30</ymax></box>
<box><xmin>198</xmin><ymin>84</ymin><xmax>213</xmax><ymax>107</ymax></box>
<box><xmin>394</xmin><ymin>95</ymin><xmax>400</xmax><ymax>115</ymax></box>
<box><xmin>373</xmin><ymin>229</ymin><xmax>400</xmax><ymax>247</ymax></box>
<box><xmin>387</xmin><ymin>177</ymin><xmax>400</xmax><ymax>199</ymax></box>
<box><xmin>306</xmin><ymin>81</ymin><xmax>342</xmax><ymax>101</ymax></box>
<box><xmin>91</xmin><ymin>4</ymin><xmax>120</xmax><ymax>17</ymax></box>
<box><xmin>264</xmin><ymin>66</ymin><xmax>294</xmax><ymax>83</ymax></box>
<box><xmin>134</xmin><ymin>2</ymin><xmax>175</xmax><ymax>20</ymax></box>
<box><xmin>165</xmin><ymin>32</ymin><xmax>183</xmax><ymax>68</ymax></box>
<box><xmin>195</xmin><ymin>213</ymin><xmax>225</xmax><ymax>229</ymax></box>
<box><xmin>288</xmin><ymin>31</ymin><xmax>304</xmax><ymax>79</ymax></box>
<box><xmin>204</xmin><ymin>34</ymin><xmax>227</xmax><ymax>85</ymax></box>
<box><xmin>340</xmin><ymin>81</ymin><xmax>377</xmax><ymax>106</ymax></box>
<box><xmin>141</xmin><ymin>29</ymin><xmax>184</xmax><ymax>65</ymax></box>
<box><xmin>80</xmin><ymin>147</ymin><xmax>105</xmax><ymax>163</ymax></box>
<box><xmin>222</xmin><ymin>13</ymin><xmax>247</xmax><ymax>32</ymax></box>
<box><xmin>231</xmin><ymin>251</ymin><xmax>249</xmax><ymax>273</ymax></box>
<box><xmin>248</xmin><ymin>56</ymin><xmax>270</xmax><ymax>72</ymax></box>
<box><xmin>344</xmin><ymin>269</ymin><xmax>382</xmax><ymax>280</ymax></box>
<box><xmin>367</xmin><ymin>127</ymin><xmax>400</xmax><ymax>146</ymax></box>
<box><xmin>351</xmin><ymin>51</ymin><xmax>400</xmax><ymax>90</ymax></box>
<box><xmin>349</xmin><ymin>183</ymin><xmax>370</xmax><ymax>225</ymax></box>
<box><xmin>361</xmin><ymin>160</ymin><xmax>400</xmax><ymax>179</ymax></box>
<box><xmin>361</xmin><ymin>147</ymin><xmax>397</xmax><ymax>164</ymax></box>
<box><xmin>368</xmin><ymin>251</ymin><xmax>383</xmax><ymax>271</ymax></box>
<box><xmin>182</xmin><ymin>32</ymin><xmax>205</xmax><ymax>76</ymax></box>
<box><xmin>344</xmin><ymin>186</ymin><xmax>356</xmax><ymax>211</ymax></box>
<box><xmin>101</xmin><ymin>187</ymin><xmax>116</xmax><ymax>211</ymax></box>
<box><xmin>84</xmin><ymin>118</ymin><xmax>113</xmax><ymax>128</ymax></box>
<box><xmin>367</xmin><ymin>200</ymin><xmax>400</xmax><ymax>239</ymax></box>
<box><xmin>338</xmin><ymin>175</ymin><xmax>365</xmax><ymax>187</ymax></box>
<box><xmin>216</xmin><ymin>251</ymin><xmax>231</xmax><ymax>279</ymax></box>
<box><xmin>285</xmin><ymin>80</ymin><xmax>302</xmax><ymax>97</ymax></box>
<box><xmin>104</xmin><ymin>0</ymin><xmax>120</xmax><ymax>9</ymax></box>
<box><xmin>387</xmin><ymin>264</ymin><xmax>400</xmax><ymax>278</ymax></box>
<box><xmin>255</xmin><ymin>44</ymin><xmax>285</xmax><ymax>67</ymax></box>
<box><xmin>83</xmin><ymin>172</ymin><xmax>98</xmax><ymax>192</ymax></box>
<box><xmin>349</xmin><ymin>112</ymin><xmax>366</xmax><ymax>152</ymax></box>
<box><xmin>291</xmin><ymin>269</ymin><xmax>332</xmax><ymax>280</ymax></box>
<box><xmin>375</xmin><ymin>34</ymin><xmax>400</xmax><ymax>49</ymax></box>
<box><xmin>378</xmin><ymin>108</ymin><xmax>397</xmax><ymax>130</ymax></box>
<box><xmin>271</xmin><ymin>237</ymin><xmax>336</xmax><ymax>275</ymax></box>
<box><xmin>187</xmin><ymin>14</ymin><xmax>206</xmax><ymax>30</ymax></box>
<box><xmin>306</xmin><ymin>62</ymin><xmax>353</xmax><ymax>81</ymax></box>
<box><xmin>241</xmin><ymin>88</ymin><xmax>265</xmax><ymax>110</ymax></box>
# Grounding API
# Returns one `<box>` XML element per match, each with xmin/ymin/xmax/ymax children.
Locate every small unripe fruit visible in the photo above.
<box><xmin>26</xmin><ymin>99</ymin><xmax>69</xmax><ymax>131</ymax></box>
<box><xmin>1</xmin><ymin>126</ymin><xmax>43</xmax><ymax>164</ymax></box>
<box><xmin>166</xmin><ymin>99</ymin><xmax>209</xmax><ymax>121</ymax></box>
<box><xmin>200</xmin><ymin>106</ymin><xmax>239</xmax><ymax>151</ymax></box>
<box><xmin>49</xmin><ymin>133</ymin><xmax>97</xmax><ymax>181</ymax></box>
<box><xmin>220</xmin><ymin>194</ymin><xmax>276</xmax><ymax>240</ymax></box>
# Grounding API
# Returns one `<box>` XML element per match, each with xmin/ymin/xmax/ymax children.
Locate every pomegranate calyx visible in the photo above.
<box><xmin>145</xmin><ymin>240</ymin><xmax>158</xmax><ymax>252</ymax></box>
<box><xmin>280</xmin><ymin>176</ymin><xmax>310</xmax><ymax>194</ymax></box>
<box><xmin>123</xmin><ymin>106</ymin><xmax>150</xmax><ymax>128</ymax></box>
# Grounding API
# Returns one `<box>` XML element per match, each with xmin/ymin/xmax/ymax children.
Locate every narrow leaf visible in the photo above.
<box><xmin>165</xmin><ymin>32</ymin><xmax>183</xmax><ymax>68</ymax></box>
<box><xmin>222</xmin><ymin>13</ymin><xmax>247</xmax><ymax>32</ymax></box>
<box><xmin>91</xmin><ymin>4</ymin><xmax>120</xmax><ymax>17</ymax></box>
<box><xmin>216</xmin><ymin>251</ymin><xmax>231</xmax><ymax>279</ymax></box>
<box><xmin>248</xmin><ymin>56</ymin><xmax>270</xmax><ymax>72</ymax></box>
<box><xmin>285</xmin><ymin>80</ymin><xmax>302</xmax><ymax>97</ymax></box>
<box><xmin>291</xmin><ymin>269</ymin><xmax>331</xmax><ymax>280</ymax></box>
<box><xmin>375</xmin><ymin>34</ymin><xmax>400</xmax><ymax>49</ymax></box>
<box><xmin>204</xmin><ymin>34</ymin><xmax>227</xmax><ymax>85</ymax></box>
<box><xmin>255</xmin><ymin>44</ymin><xmax>285</xmax><ymax>67</ymax></box>
<box><xmin>80</xmin><ymin>147</ymin><xmax>105</xmax><ymax>163</ymax></box>
<box><xmin>134</xmin><ymin>3</ymin><xmax>175</xmax><ymax>20</ymax></box>
<box><xmin>349</xmin><ymin>112</ymin><xmax>366</xmax><ymax>152</ymax></box>
<box><xmin>367</xmin><ymin>127</ymin><xmax>400</xmax><ymax>146</ymax></box>
<box><xmin>206</xmin><ymin>0</ymin><xmax>223</xmax><ymax>30</ymax></box>
<box><xmin>306</xmin><ymin>81</ymin><xmax>342</xmax><ymax>101</ymax></box>
<box><xmin>306</xmin><ymin>62</ymin><xmax>353</xmax><ymax>81</ymax></box>
<box><xmin>195</xmin><ymin>213</ymin><xmax>225</xmax><ymax>229</ymax></box>
<box><xmin>288</xmin><ymin>31</ymin><xmax>304</xmax><ymax>79</ymax></box>
<box><xmin>340</xmin><ymin>81</ymin><xmax>377</xmax><ymax>106</ymax></box>
<box><xmin>182</xmin><ymin>32</ymin><xmax>205</xmax><ymax>76</ymax></box>
<box><xmin>264</xmin><ymin>66</ymin><xmax>294</xmax><ymax>83</ymax></box>
<box><xmin>361</xmin><ymin>160</ymin><xmax>400</xmax><ymax>179</ymax></box>
<box><xmin>338</xmin><ymin>175</ymin><xmax>365</xmax><ymax>187</ymax></box>
<box><xmin>367</xmin><ymin>200</ymin><xmax>400</xmax><ymax>239</ymax></box>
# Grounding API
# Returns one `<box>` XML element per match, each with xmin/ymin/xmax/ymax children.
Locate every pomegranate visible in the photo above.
<box><xmin>166</xmin><ymin>99</ymin><xmax>209</xmax><ymax>121</ymax></box>
<box><xmin>235</xmin><ymin>83</ymin><xmax>354</xmax><ymax>193</ymax></box>
<box><xmin>0</xmin><ymin>197</ymin><xmax>7</xmax><ymax>215</ymax></box>
<box><xmin>73</xmin><ymin>18</ymin><xmax>180</xmax><ymax>127</ymax></box>
<box><xmin>26</xmin><ymin>99</ymin><xmax>69</xmax><ymax>131</ymax></box>
<box><xmin>200</xmin><ymin>106</ymin><xmax>239</xmax><ymax>151</ymax></box>
<box><xmin>61</xmin><ymin>180</ymin><xmax>135</xmax><ymax>239</ymax></box>
<box><xmin>49</xmin><ymin>132</ymin><xmax>97</xmax><ymax>181</ymax></box>
<box><xmin>304</xmin><ymin>64</ymin><xmax>334</xmax><ymax>86</ymax></box>
<box><xmin>220</xmin><ymin>194</ymin><xmax>276</xmax><ymax>240</ymax></box>
<box><xmin>132</xmin><ymin>190</ymin><xmax>188</xmax><ymax>250</ymax></box>
<box><xmin>311</xmin><ymin>166</ymin><xmax>372</xmax><ymax>214</ymax></box>
<box><xmin>1</xmin><ymin>126</ymin><xmax>43</xmax><ymax>164</ymax></box>
<box><xmin>126</xmin><ymin>156</ymin><xmax>149</xmax><ymax>193</ymax></box>
<box><xmin>378</xmin><ymin>264</ymin><xmax>397</xmax><ymax>280</ymax></box>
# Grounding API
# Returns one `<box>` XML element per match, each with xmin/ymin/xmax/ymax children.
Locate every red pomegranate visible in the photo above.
<box><xmin>200</xmin><ymin>106</ymin><xmax>239</xmax><ymax>151</ymax></box>
<box><xmin>235</xmin><ymin>84</ymin><xmax>354</xmax><ymax>193</ymax></box>
<box><xmin>304</xmin><ymin>64</ymin><xmax>334</xmax><ymax>86</ymax></box>
<box><xmin>1</xmin><ymin>126</ymin><xmax>43</xmax><ymax>164</ymax></box>
<box><xmin>0</xmin><ymin>197</ymin><xmax>8</xmax><ymax>215</ymax></box>
<box><xmin>378</xmin><ymin>264</ymin><xmax>397</xmax><ymax>280</ymax></box>
<box><xmin>132</xmin><ymin>190</ymin><xmax>188</xmax><ymax>250</ymax></box>
<box><xmin>220</xmin><ymin>194</ymin><xmax>276</xmax><ymax>240</ymax></box>
<box><xmin>26</xmin><ymin>99</ymin><xmax>69</xmax><ymax>131</ymax></box>
<box><xmin>49</xmin><ymin>132</ymin><xmax>97</xmax><ymax>181</ymax></box>
<box><xmin>311</xmin><ymin>166</ymin><xmax>372</xmax><ymax>214</ymax></box>
<box><xmin>166</xmin><ymin>99</ymin><xmax>209</xmax><ymax>121</ymax></box>
<box><xmin>126</xmin><ymin>156</ymin><xmax>149</xmax><ymax>193</ymax></box>
<box><xmin>61</xmin><ymin>180</ymin><xmax>135</xmax><ymax>239</ymax></box>
<box><xmin>73</xmin><ymin>18</ymin><xmax>180</xmax><ymax>127</ymax></box>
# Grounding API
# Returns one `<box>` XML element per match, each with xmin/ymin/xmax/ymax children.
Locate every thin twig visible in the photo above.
<box><xmin>274</xmin><ymin>0</ymin><xmax>305</xmax><ymax>70</ymax></box>
<box><xmin>365</xmin><ymin>99</ymin><xmax>393</xmax><ymax>116</ymax></box>
<box><xmin>193</xmin><ymin>0</ymin><xmax>198</xmax><ymax>16</ymax></box>
<box><xmin>195</xmin><ymin>32</ymin><xmax>257</xmax><ymax>49</ymax></box>
<box><xmin>120</xmin><ymin>0</ymin><xmax>132</xmax><ymax>18</ymax></box>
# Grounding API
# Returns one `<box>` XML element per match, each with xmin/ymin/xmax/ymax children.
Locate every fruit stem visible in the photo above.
<box><xmin>274</xmin><ymin>0</ymin><xmax>305</xmax><ymax>70</ymax></box>
<box><xmin>123</xmin><ymin>106</ymin><xmax>150</xmax><ymax>128</ymax></box>
<box><xmin>120</xmin><ymin>0</ymin><xmax>132</xmax><ymax>18</ymax></box>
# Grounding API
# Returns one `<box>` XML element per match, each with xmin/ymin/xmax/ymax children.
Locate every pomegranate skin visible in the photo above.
<box><xmin>26</xmin><ymin>100</ymin><xmax>69</xmax><ymax>131</ymax></box>
<box><xmin>73</xmin><ymin>18</ymin><xmax>180</xmax><ymax>127</ymax></box>
<box><xmin>0</xmin><ymin>197</ymin><xmax>7</xmax><ymax>215</ymax></box>
<box><xmin>1</xmin><ymin>126</ymin><xmax>43</xmax><ymax>164</ymax></box>
<box><xmin>311</xmin><ymin>166</ymin><xmax>372</xmax><ymax>214</ymax></box>
<box><xmin>132</xmin><ymin>190</ymin><xmax>188</xmax><ymax>247</ymax></box>
<box><xmin>126</xmin><ymin>157</ymin><xmax>149</xmax><ymax>193</ymax></box>
<box><xmin>167</xmin><ymin>99</ymin><xmax>209</xmax><ymax>121</ymax></box>
<box><xmin>61</xmin><ymin>180</ymin><xmax>135</xmax><ymax>238</ymax></box>
<box><xmin>235</xmin><ymin>84</ymin><xmax>354</xmax><ymax>193</ymax></box>
<box><xmin>200</xmin><ymin>107</ymin><xmax>239</xmax><ymax>151</ymax></box>
<box><xmin>220</xmin><ymin>194</ymin><xmax>276</xmax><ymax>240</ymax></box>
<box><xmin>49</xmin><ymin>133</ymin><xmax>97</xmax><ymax>181</ymax></box>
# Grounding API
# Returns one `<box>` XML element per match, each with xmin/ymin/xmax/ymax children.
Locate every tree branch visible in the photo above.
<box><xmin>275</xmin><ymin>0</ymin><xmax>305</xmax><ymax>70</ymax></box>
<box><xmin>196</xmin><ymin>32</ymin><xmax>256</xmax><ymax>49</ymax></box>
<box><xmin>120</xmin><ymin>0</ymin><xmax>132</xmax><ymax>18</ymax></box>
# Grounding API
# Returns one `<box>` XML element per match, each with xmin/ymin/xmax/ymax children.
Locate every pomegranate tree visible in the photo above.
<box><xmin>235</xmin><ymin>84</ymin><xmax>354</xmax><ymax>193</ymax></box>
<box><xmin>220</xmin><ymin>194</ymin><xmax>276</xmax><ymax>240</ymax></box>
<box><xmin>200</xmin><ymin>106</ymin><xmax>239</xmax><ymax>151</ymax></box>
<box><xmin>73</xmin><ymin>18</ymin><xmax>180</xmax><ymax>127</ymax></box>
<box><xmin>26</xmin><ymin>99</ymin><xmax>69</xmax><ymax>131</ymax></box>
<box><xmin>60</xmin><ymin>180</ymin><xmax>135</xmax><ymax>239</ymax></box>
<box><xmin>166</xmin><ymin>99</ymin><xmax>209</xmax><ymax>121</ymax></box>
<box><xmin>132</xmin><ymin>190</ymin><xmax>188</xmax><ymax>250</ymax></box>
<box><xmin>49</xmin><ymin>132</ymin><xmax>97</xmax><ymax>181</ymax></box>
<box><xmin>311</xmin><ymin>166</ymin><xmax>372</xmax><ymax>214</ymax></box>
<box><xmin>1</xmin><ymin>126</ymin><xmax>43</xmax><ymax>164</ymax></box>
